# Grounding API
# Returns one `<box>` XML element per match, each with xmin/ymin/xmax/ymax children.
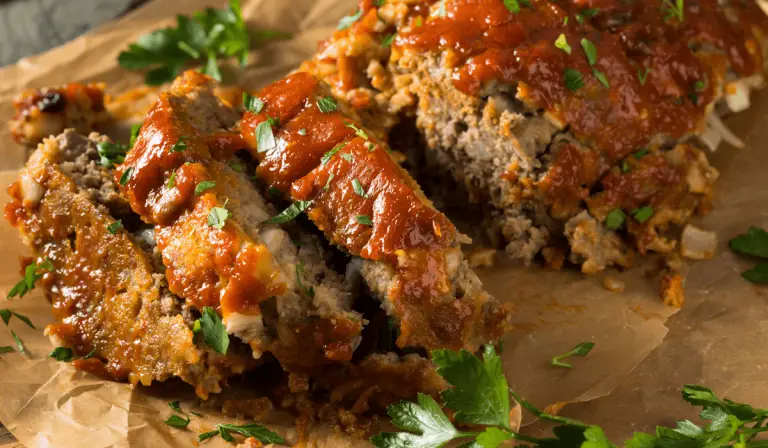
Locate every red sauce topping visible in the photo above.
<box><xmin>397</xmin><ymin>0</ymin><xmax>766</xmax><ymax>160</ymax></box>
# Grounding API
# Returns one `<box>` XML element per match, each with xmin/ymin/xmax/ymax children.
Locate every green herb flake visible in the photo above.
<box><xmin>120</xmin><ymin>167</ymin><xmax>134</xmax><ymax>186</ymax></box>
<box><xmin>0</xmin><ymin>310</ymin><xmax>34</xmax><ymax>329</ymax></box>
<box><xmin>338</xmin><ymin>9</ymin><xmax>363</xmax><ymax>30</ymax></box>
<box><xmin>593</xmin><ymin>69</ymin><xmax>610</xmax><ymax>88</ymax></box>
<box><xmin>742</xmin><ymin>263</ymin><xmax>768</xmax><ymax>284</ymax></box>
<box><xmin>580</xmin><ymin>38</ymin><xmax>598</xmax><ymax>66</ymax></box>
<box><xmin>8</xmin><ymin>259</ymin><xmax>54</xmax><ymax>299</ymax></box>
<box><xmin>563</xmin><ymin>16</ymin><xmax>569</xmax><ymax>25</ymax></box>
<box><xmin>729</xmin><ymin>227</ymin><xmax>768</xmax><ymax>259</ymax></box>
<box><xmin>97</xmin><ymin>141</ymin><xmax>129</xmax><ymax>168</ymax></box>
<box><xmin>255</xmin><ymin>120</ymin><xmax>277</xmax><ymax>153</ymax></box>
<box><xmin>503</xmin><ymin>0</ymin><xmax>521</xmax><ymax>14</ymax></box>
<box><xmin>0</xmin><ymin>347</ymin><xmax>13</xmax><ymax>354</ymax></box>
<box><xmin>11</xmin><ymin>331</ymin><xmax>25</xmax><ymax>355</ymax></box>
<box><xmin>199</xmin><ymin>423</ymin><xmax>285</xmax><ymax>444</ymax></box>
<box><xmin>297</xmin><ymin>128</ymin><xmax>307</xmax><ymax>136</ymax></box>
<box><xmin>564</xmin><ymin>68</ymin><xmax>585</xmax><ymax>91</ymax></box>
<box><xmin>195</xmin><ymin>180</ymin><xmax>216</xmax><ymax>196</ymax></box>
<box><xmin>323</xmin><ymin>173</ymin><xmax>335</xmax><ymax>191</ymax></box>
<box><xmin>366</xmin><ymin>142</ymin><xmax>376</xmax><ymax>151</ymax></box>
<box><xmin>605</xmin><ymin>209</ymin><xmax>626</xmax><ymax>231</ymax></box>
<box><xmin>352</xmin><ymin>179</ymin><xmax>368</xmax><ymax>198</ymax></box>
<box><xmin>381</xmin><ymin>33</ymin><xmax>396</xmax><ymax>48</ymax></box>
<box><xmin>228</xmin><ymin>159</ymin><xmax>245</xmax><ymax>172</ymax></box>
<box><xmin>242</xmin><ymin>92</ymin><xmax>264</xmax><ymax>114</ymax></box>
<box><xmin>265</xmin><ymin>200</ymin><xmax>312</xmax><ymax>225</ymax></box>
<box><xmin>321</xmin><ymin>141</ymin><xmax>348</xmax><ymax>165</ymax></box>
<box><xmin>207</xmin><ymin>202</ymin><xmax>231</xmax><ymax>230</ymax></box>
<box><xmin>356</xmin><ymin>215</ymin><xmax>374</xmax><ymax>226</ymax></box>
<box><xmin>168</xmin><ymin>401</ymin><xmax>182</xmax><ymax>412</ymax></box>
<box><xmin>169</xmin><ymin>136</ymin><xmax>188</xmax><ymax>153</ymax></box>
<box><xmin>49</xmin><ymin>347</ymin><xmax>74</xmax><ymax>362</ymax></box>
<box><xmin>634</xmin><ymin>148</ymin><xmax>649</xmax><ymax>159</ymax></box>
<box><xmin>554</xmin><ymin>33</ymin><xmax>572</xmax><ymax>55</ymax></box>
<box><xmin>551</xmin><ymin>341</ymin><xmax>595</xmax><ymax>368</ymax></box>
<box><xmin>340</xmin><ymin>153</ymin><xmax>354</xmax><ymax>163</ymax></box>
<box><xmin>295</xmin><ymin>262</ymin><xmax>315</xmax><ymax>298</ymax></box>
<box><xmin>632</xmin><ymin>206</ymin><xmax>654</xmax><ymax>223</ymax></box>
<box><xmin>83</xmin><ymin>348</ymin><xmax>96</xmax><ymax>359</ymax></box>
<box><xmin>621</xmin><ymin>160</ymin><xmax>631</xmax><ymax>173</ymax></box>
<box><xmin>661</xmin><ymin>0</ymin><xmax>684</xmax><ymax>22</ymax></box>
<box><xmin>166</xmin><ymin>170</ymin><xmax>177</xmax><ymax>188</ymax></box>
<box><xmin>582</xmin><ymin>8</ymin><xmax>600</xmax><ymax>17</ymax></box>
<box><xmin>129</xmin><ymin>123</ymin><xmax>143</xmax><ymax>147</ymax></box>
<box><xmin>316</xmin><ymin>96</ymin><xmax>338</xmax><ymax>113</ymax></box>
<box><xmin>107</xmin><ymin>220</ymin><xmax>123</xmax><ymax>235</ymax></box>
<box><xmin>198</xmin><ymin>306</ymin><xmax>229</xmax><ymax>354</ymax></box>
<box><xmin>638</xmin><ymin>67</ymin><xmax>651</xmax><ymax>85</ymax></box>
<box><xmin>345</xmin><ymin>122</ymin><xmax>369</xmax><ymax>140</ymax></box>
<box><xmin>163</xmin><ymin>415</ymin><xmax>191</xmax><ymax>429</ymax></box>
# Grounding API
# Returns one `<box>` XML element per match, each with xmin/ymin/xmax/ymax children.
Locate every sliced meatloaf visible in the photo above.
<box><xmin>5</xmin><ymin>129</ymin><xmax>255</xmax><ymax>398</ymax></box>
<box><xmin>9</xmin><ymin>83</ymin><xmax>110</xmax><ymax>147</ymax></box>
<box><xmin>300</xmin><ymin>0</ymin><xmax>767</xmax><ymax>273</ymax></box>
<box><xmin>239</xmin><ymin>71</ymin><xmax>508</xmax><ymax>352</ymax></box>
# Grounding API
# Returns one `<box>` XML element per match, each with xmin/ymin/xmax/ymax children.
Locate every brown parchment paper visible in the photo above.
<box><xmin>0</xmin><ymin>0</ymin><xmax>765</xmax><ymax>446</ymax></box>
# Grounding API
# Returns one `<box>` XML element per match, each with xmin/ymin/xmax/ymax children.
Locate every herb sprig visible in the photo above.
<box><xmin>730</xmin><ymin>226</ymin><xmax>768</xmax><ymax>284</ymax></box>
<box><xmin>8</xmin><ymin>259</ymin><xmax>54</xmax><ymax>299</ymax></box>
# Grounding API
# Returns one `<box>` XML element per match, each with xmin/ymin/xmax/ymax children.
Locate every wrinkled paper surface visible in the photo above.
<box><xmin>0</xmin><ymin>0</ymin><xmax>766</xmax><ymax>446</ymax></box>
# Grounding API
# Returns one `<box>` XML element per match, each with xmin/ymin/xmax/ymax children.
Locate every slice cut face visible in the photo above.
<box><xmin>115</xmin><ymin>70</ymin><xmax>365</xmax><ymax>372</ymax></box>
<box><xmin>239</xmin><ymin>72</ymin><xmax>509</xmax><ymax>352</ymax></box>
<box><xmin>6</xmin><ymin>130</ymin><xmax>255</xmax><ymax>398</ymax></box>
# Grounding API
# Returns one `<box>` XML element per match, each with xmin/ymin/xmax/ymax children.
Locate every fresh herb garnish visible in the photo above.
<box><xmin>207</xmin><ymin>201</ymin><xmax>231</xmax><ymax>230</ymax></box>
<box><xmin>107</xmin><ymin>220</ymin><xmax>123</xmax><ymax>235</ymax></box>
<box><xmin>118</xmin><ymin>0</ymin><xmax>289</xmax><ymax>85</ymax></box>
<box><xmin>297</xmin><ymin>128</ymin><xmax>307</xmax><ymax>136</ymax></box>
<box><xmin>382</xmin><ymin>33</ymin><xmax>396</xmax><ymax>48</ymax></box>
<box><xmin>129</xmin><ymin>123</ymin><xmax>143</xmax><ymax>147</ymax></box>
<box><xmin>0</xmin><ymin>310</ymin><xmax>34</xmax><ymax>329</ymax></box>
<box><xmin>323</xmin><ymin>173</ymin><xmax>335</xmax><ymax>191</ymax></box>
<box><xmin>661</xmin><ymin>0</ymin><xmax>684</xmax><ymax>22</ymax></box>
<box><xmin>170</xmin><ymin>136</ymin><xmax>188</xmax><ymax>153</ymax></box>
<box><xmin>49</xmin><ymin>347</ymin><xmax>74</xmax><ymax>362</ymax></box>
<box><xmin>593</xmin><ymin>69</ymin><xmax>610</xmax><ymax>88</ymax></box>
<box><xmin>638</xmin><ymin>67</ymin><xmax>651</xmax><ymax>85</ymax></box>
<box><xmin>11</xmin><ymin>331</ymin><xmax>25</xmax><ymax>355</ymax></box>
<box><xmin>228</xmin><ymin>159</ymin><xmax>245</xmax><ymax>172</ymax></box>
<box><xmin>321</xmin><ymin>141</ymin><xmax>348</xmax><ymax>165</ymax></box>
<box><xmin>503</xmin><ymin>0</ymin><xmax>522</xmax><ymax>14</ymax></box>
<box><xmin>345</xmin><ymin>122</ymin><xmax>369</xmax><ymax>140</ymax></box>
<box><xmin>633</xmin><ymin>148</ymin><xmax>649</xmax><ymax>159</ymax></box>
<box><xmin>730</xmin><ymin>227</ymin><xmax>768</xmax><ymax>284</ymax></box>
<box><xmin>8</xmin><ymin>259</ymin><xmax>54</xmax><ymax>299</ymax></box>
<box><xmin>352</xmin><ymin>179</ymin><xmax>368</xmax><ymax>198</ymax></box>
<box><xmin>338</xmin><ymin>9</ymin><xmax>363</xmax><ymax>31</ymax></box>
<box><xmin>168</xmin><ymin>401</ymin><xmax>183</xmax><ymax>412</ymax></box>
<box><xmin>605</xmin><ymin>209</ymin><xmax>626</xmax><ymax>231</ymax></box>
<box><xmin>340</xmin><ymin>153</ymin><xmax>354</xmax><ymax>163</ymax></box>
<box><xmin>632</xmin><ymin>206</ymin><xmax>654</xmax><ymax>223</ymax></box>
<box><xmin>0</xmin><ymin>347</ymin><xmax>13</xmax><ymax>354</ymax></box>
<box><xmin>555</xmin><ymin>33</ymin><xmax>572</xmax><ymax>54</ymax></box>
<box><xmin>580</xmin><ymin>38</ymin><xmax>597</xmax><ymax>66</ymax></box>
<box><xmin>163</xmin><ymin>415</ymin><xmax>191</xmax><ymax>429</ymax></box>
<box><xmin>582</xmin><ymin>8</ymin><xmax>600</xmax><ymax>17</ymax></box>
<box><xmin>366</xmin><ymin>142</ymin><xmax>376</xmax><ymax>151</ymax></box>
<box><xmin>356</xmin><ymin>215</ymin><xmax>374</xmax><ymax>226</ymax></box>
<box><xmin>242</xmin><ymin>92</ymin><xmax>264</xmax><ymax>113</ymax></box>
<box><xmin>265</xmin><ymin>200</ymin><xmax>312</xmax><ymax>225</ymax></box>
<box><xmin>564</xmin><ymin>69</ymin><xmax>585</xmax><ymax>91</ymax></box>
<box><xmin>551</xmin><ymin>342</ymin><xmax>595</xmax><ymax>368</ymax></box>
<box><xmin>198</xmin><ymin>423</ymin><xmax>284</xmax><ymax>444</ymax></box>
<box><xmin>316</xmin><ymin>96</ymin><xmax>338</xmax><ymax>113</ymax></box>
<box><xmin>97</xmin><ymin>141</ymin><xmax>129</xmax><ymax>168</ymax></box>
<box><xmin>195</xmin><ymin>180</ymin><xmax>216</xmax><ymax>196</ymax></box>
<box><xmin>167</xmin><ymin>170</ymin><xmax>177</xmax><ymax>188</ymax></box>
<box><xmin>120</xmin><ymin>167</ymin><xmax>134</xmax><ymax>186</ymax></box>
<box><xmin>196</xmin><ymin>307</ymin><xmax>229</xmax><ymax>354</ymax></box>
<box><xmin>255</xmin><ymin>120</ymin><xmax>277</xmax><ymax>153</ymax></box>
<box><xmin>295</xmin><ymin>262</ymin><xmax>315</xmax><ymax>298</ymax></box>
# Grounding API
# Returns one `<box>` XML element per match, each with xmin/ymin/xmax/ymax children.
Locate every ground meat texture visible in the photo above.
<box><xmin>5</xmin><ymin>130</ymin><xmax>255</xmax><ymax>398</ymax></box>
<box><xmin>116</xmin><ymin>70</ymin><xmax>364</xmax><ymax>373</ymax></box>
<box><xmin>9</xmin><ymin>83</ymin><xmax>110</xmax><ymax>147</ymax></box>
<box><xmin>298</xmin><ymin>0</ymin><xmax>766</xmax><ymax>274</ymax></box>
<box><xmin>240</xmin><ymin>71</ymin><xmax>509</xmax><ymax>352</ymax></box>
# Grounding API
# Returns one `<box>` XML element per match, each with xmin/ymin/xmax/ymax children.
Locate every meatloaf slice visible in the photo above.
<box><xmin>239</xmin><ymin>72</ymin><xmax>509</xmax><ymax>352</ymax></box>
<box><xmin>5</xmin><ymin>129</ymin><xmax>255</xmax><ymax>398</ymax></box>
<box><xmin>9</xmin><ymin>83</ymin><xmax>110</xmax><ymax>147</ymax></box>
<box><xmin>115</xmin><ymin>70</ymin><xmax>365</xmax><ymax>373</ymax></box>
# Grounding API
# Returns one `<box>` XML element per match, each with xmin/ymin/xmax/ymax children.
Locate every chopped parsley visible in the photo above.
<box><xmin>605</xmin><ymin>209</ymin><xmax>626</xmax><ymax>231</ymax></box>
<box><xmin>169</xmin><ymin>136</ymin><xmax>188</xmax><ymax>153</ymax></box>
<box><xmin>198</xmin><ymin>423</ymin><xmax>284</xmax><ymax>444</ymax></box>
<box><xmin>582</xmin><ymin>8</ymin><xmax>600</xmax><ymax>18</ymax></box>
<box><xmin>166</xmin><ymin>170</ymin><xmax>177</xmax><ymax>188</ymax></box>
<box><xmin>321</xmin><ymin>141</ymin><xmax>348</xmax><ymax>165</ymax></box>
<box><xmin>341</xmin><ymin>153</ymin><xmax>354</xmax><ymax>163</ymax></box>
<box><xmin>564</xmin><ymin>69</ymin><xmax>584</xmax><ymax>91</ymax></box>
<box><xmin>8</xmin><ymin>259</ymin><xmax>54</xmax><ymax>299</ymax></box>
<box><xmin>195</xmin><ymin>180</ymin><xmax>216</xmax><ymax>195</ymax></box>
<box><xmin>129</xmin><ymin>123</ymin><xmax>142</xmax><ymax>147</ymax></box>
<box><xmin>356</xmin><ymin>215</ymin><xmax>374</xmax><ymax>226</ymax></box>
<box><xmin>661</xmin><ymin>0</ymin><xmax>684</xmax><ymax>22</ymax></box>
<box><xmin>634</xmin><ymin>148</ymin><xmax>649</xmax><ymax>159</ymax></box>
<box><xmin>163</xmin><ymin>415</ymin><xmax>191</xmax><ymax>429</ymax></box>
<box><xmin>11</xmin><ymin>331</ymin><xmax>25</xmax><ymax>355</ymax></box>
<box><xmin>196</xmin><ymin>307</ymin><xmax>229</xmax><ymax>354</ymax></box>
<box><xmin>323</xmin><ymin>173</ymin><xmax>335</xmax><ymax>191</ymax></box>
<box><xmin>242</xmin><ymin>92</ymin><xmax>264</xmax><ymax>113</ymax></box>
<box><xmin>119</xmin><ymin>167</ymin><xmax>134</xmax><ymax>186</ymax></box>
<box><xmin>580</xmin><ymin>38</ymin><xmax>598</xmax><ymax>66</ymax></box>
<box><xmin>638</xmin><ymin>67</ymin><xmax>651</xmax><ymax>85</ymax></box>
<box><xmin>107</xmin><ymin>220</ymin><xmax>123</xmax><ymax>234</ymax></box>
<box><xmin>228</xmin><ymin>159</ymin><xmax>245</xmax><ymax>172</ymax></box>
<box><xmin>297</xmin><ymin>128</ymin><xmax>307</xmax><ymax>136</ymax></box>
<box><xmin>381</xmin><ymin>33</ymin><xmax>396</xmax><ymax>48</ymax></box>
<box><xmin>503</xmin><ymin>0</ymin><xmax>528</xmax><ymax>14</ymax></box>
<box><xmin>255</xmin><ymin>119</ymin><xmax>277</xmax><ymax>152</ymax></box>
<box><xmin>316</xmin><ymin>96</ymin><xmax>338</xmax><ymax>113</ymax></box>
<box><xmin>168</xmin><ymin>401</ymin><xmax>182</xmax><ymax>412</ymax></box>
<box><xmin>593</xmin><ymin>69</ymin><xmax>610</xmax><ymax>88</ymax></box>
<box><xmin>632</xmin><ymin>206</ymin><xmax>654</xmax><ymax>223</ymax></box>
<box><xmin>366</xmin><ymin>142</ymin><xmax>377</xmax><ymax>151</ymax></box>
<box><xmin>621</xmin><ymin>160</ymin><xmax>631</xmax><ymax>173</ymax></box>
<box><xmin>352</xmin><ymin>179</ymin><xmax>368</xmax><ymax>198</ymax></box>
<box><xmin>49</xmin><ymin>347</ymin><xmax>74</xmax><ymax>362</ymax></box>
<box><xmin>337</xmin><ymin>8</ymin><xmax>363</xmax><ymax>30</ymax></box>
<box><xmin>0</xmin><ymin>310</ymin><xmax>34</xmax><ymax>329</ymax></box>
<box><xmin>554</xmin><ymin>33</ymin><xmax>571</xmax><ymax>55</ymax></box>
<box><xmin>265</xmin><ymin>200</ymin><xmax>312</xmax><ymax>225</ymax></box>
<box><xmin>96</xmin><ymin>141</ymin><xmax>128</xmax><ymax>168</ymax></box>
<box><xmin>295</xmin><ymin>262</ymin><xmax>315</xmax><ymax>298</ymax></box>
<box><xmin>551</xmin><ymin>342</ymin><xmax>595</xmax><ymax>368</ymax></box>
<box><xmin>207</xmin><ymin>201</ymin><xmax>231</xmax><ymax>230</ymax></box>
<box><xmin>0</xmin><ymin>347</ymin><xmax>13</xmax><ymax>354</ymax></box>
<box><xmin>345</xmin><ymin>122</ymin><xmax>369</xmax><ymax>140</ymax></box>
<box><xmin>730</xmin><ymin>226</ymin><xmax>768</xmax><ymax>284</ymax></box>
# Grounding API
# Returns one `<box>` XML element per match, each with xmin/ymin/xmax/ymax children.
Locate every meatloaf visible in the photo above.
<box><xmin>300</xmin><ymin>0</ymin><xmax>768</xmax><ymax>273</ymax></box>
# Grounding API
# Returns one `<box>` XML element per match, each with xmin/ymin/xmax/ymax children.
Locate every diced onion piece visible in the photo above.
<box><xmin>725</xmin><ymin>81</ymin><xmax>751</xmax><ymax>113</ymax></box>
<box><xmin>698</xmin><ymin>124</ymin><xmax>722</xmax><ymax>152</ymax></box>
<box><xmin>680</xmin><ymin>225</ymin><xmax>717</xmax><ymax>260</ymax></box>
<box><xmin>706</xmin><ymin>114</ymin><xmax>745</xmax><ymax>149</ymax></box>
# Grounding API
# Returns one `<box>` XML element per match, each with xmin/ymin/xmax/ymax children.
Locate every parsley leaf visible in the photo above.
<box><xmin>119</xmin><ymin>167</ymin><xmax>134</xmax><ymax>186</ymax></box>
<box><xmin>352</xmin><ymin>179</ymin><xmax>368</xmax><ymax>198</ymax></box>
<box><xmin>321</xmin><ymin>141</ymin><xmax>348</xmax><ymax>165</ymax></box>
<box><xmin>593</xmin><ymin>69</ymin><xmax>610</xmax><ymax>88</ymax></box>
<box><xmin>371</xmin><ymin>394</ymin><xmax>460</xmax><ymax>448</ymax></box>
<box><xmin>168</xmin><ymin>401</ymin><xmax>182</xmax><ymax>412</ymax></box>
<box><xmin>0</xmin><ymin>310</ymin><xmax>35</xmax><ymax>329</ymax></box>
<box><xmin>564</xmin><ymin>69</ymin><xmax>584</xmax><ymax>91</ymax></box>
<box><xmin>729</xmin><ymin>227</ymin><xmax>768</xmax><ymax>259</ymax></box>
<box><xmin>382</xmin><ymin>33</ymin><xmax>396</xmax><ymax>47</ymax></box>
<box><xmin>11</xmin><ymin>331</ymin><xmax>26</xmax><ymax>355</ymax></box>
<box><xmin>638</xmin><ymin>67</ymin><xmax>651</xmax><ymax>86</ymax></box>
<box><xmin>242</xmin><ymin>92</ymin><xmax>264</xmax><ymax>113</ymax></box>
<box><xmin>580</xmin><ymin>38</ymin><xmax>598</xmax><ymax>66</ymax></box>
<box><xmin>605</xmin><ymin>209</ymin><xmax>626</xmax><ymax>231</ymax></box>
<box><xmin>551</xmin><ymin>341</ymin><xmax>595</xmax><ymax>368</ymax></box>
<box><xmin>129</xmin><ymin>123</ymin><xmax>143</xmax><ymax>147</ymax></box>
<box><xmin>265</xmin><ymin>200</ymin><xmax>312</xmax><ymax>225</ymax></box>
<box><xmin>503</xmin><ymin>0</ymin><xmax>521</xmax><ymax>14</ymax></box>
<box><xmin>217</xmin><ymin>423</ymin><xmax>284</xmax><ymax>444</ymax></box>
<box><xmin>197</xmin><ymin>307</ymin><xmax>229</xmax><ymax>354</ymax></box>
<box><xmin>434</xmin><ymin>345</ymin><xmax>511</xmax><ymax>428</ymax></box>
<box><xmin>632</xmin><ymin>206</ymin><xmax>654</xmax><ymax>224</ymax></box>
<box><xmin>316</xmin><ymin>96</ymin><xmax>338</xmax><ymax>113</ymax></box>
<box><xmin>345</xmin><ymin>122</ymin><xmax>369</xmax><ymax>140</ymax></box>
<box><xmin>107</xmin><ymin>220</ymin><xmax>123</xmax><ymax>235</ymax></box>
<box><xmin>170</xmin><ymin>136</ymin><xmax>188</xmax><ymax>153</ymax></box>
<box><xmin>97</xmin><ymin>141</ymin><xmax>129</xmax><ymax>168</ymax></box>
<box><xmin>295</xmin><ymin>261</ymin><xmax>315</xmax><ymax>298</ymax></box>
<box><xmin>0</xmin><ymin>347</ymin><xmax>13</xmax><ymax>354</ymax></box>
<box><xmin>207</xmin><ymin>202</ymin><xmax>231</xmax><ymax>230</ymax></box>
<box><xmin>555</xmin><ymin>33</ymin><xmax>572</xmax><ymax>55</ymax></box>
<box><xmin>661</xmin><ymin>0</ymin><xmax>684</xmax><ymax>22</ymax></box>
<box><xmin>255</xmin><ymin>120</ymin><xmax>277</xmax><ymax>152</ymax></box>
<box><xmin>167</xmin><ymin>170</ymin><xmax>177</xmax><ymax>188</ymax></box>
<box><xmin>163</xmin><ymin>415</ymin><xmax>190</xmax><ymax>429</ymax></box>
<box><xmin>8</xmin><ymin>259</ymin><xmax>54</xmax><ymax>299</ymax></box>
<box><xmin>742</xmin><ymin>263</ymin><xmax>768</xmax><ymax>284</ymax></box>
<box><xmin>49</xmin><ymin>347</ymin><xmax>74</xmax><ymax>362</ymax></box>
<box><xmin>338</xmin><ymin>9</ymin><xmax>363</xmax><ymax>30</ymax></box>
<box><xmin>195</xmin><ymin>180</ymin><xmax>216</xmax><ymax>195</ymax></box>
<box><xmin>356</xmin><ymin>215</ymin><xmax>374</xmax><ymax>226</ymax></box>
